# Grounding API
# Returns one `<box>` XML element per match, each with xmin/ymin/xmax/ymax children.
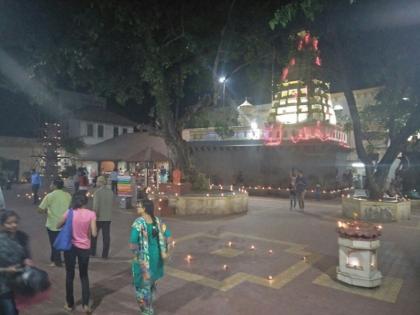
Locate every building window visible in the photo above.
<box><xmin>113</xmin><ymin>127</ymin><xmax>119</xmax><ymax>137</ymax></box>
<box><xmin>97</xmin><ymin>125</ymin><xmax>104</xmax><ymax>138</ymax></box>
<box><xmin>122</xmin><ymin>128</ymin><xmax>128</xmax><ymax>135</ymax></box>
<box><xmin>87</xmin><ymin>123</ymin><xmax>94</xmax><ymax>137</ymax></box>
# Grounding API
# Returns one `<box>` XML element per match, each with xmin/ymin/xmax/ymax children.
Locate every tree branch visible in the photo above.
<box><xmin>161</xmin><ymin>33</ymin><xmax>185</xmax><ymax>48</ymax></box>
<box><xmin>177</xmin><ymin>94</ymin><xmax>212</xmax><ymax>129</ymax></box>
<box><xmin>226</xmin><ymin>52</ymin><xmax>271</xmax><ymax>80</ymax></box>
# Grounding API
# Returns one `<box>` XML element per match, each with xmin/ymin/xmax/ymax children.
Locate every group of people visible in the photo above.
<box><xmin>288</xmin><ymin>169</ymin><xmax>307</xmax><ymax>211</ymax></box>
<box><xmin>1</xmin><ymin>172</ymin><xmax>171</xmax><ymax>315</ymax></box>
<box><xmin>36</xmin><ymin>176</ymin><xmax>114</xmax><ymax>313</ymax></box>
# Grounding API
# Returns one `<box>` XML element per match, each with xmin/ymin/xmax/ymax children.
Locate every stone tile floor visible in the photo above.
<box><xmin>3</xmin><ymin>185</ymin><xmax>420</xmax><ymax>314</ymax></box>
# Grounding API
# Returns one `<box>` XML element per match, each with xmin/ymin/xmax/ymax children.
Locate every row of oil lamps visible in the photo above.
<box><xmin>179</xmin><ymin>241</ymin><xmax>307</xmax><ymax>282</ymax></box>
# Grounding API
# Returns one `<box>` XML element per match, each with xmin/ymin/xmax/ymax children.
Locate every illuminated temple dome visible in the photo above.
<box><xmin>269</xmin><ymin>30</ymin><xmax>337</xmax><ymax>125</ymax></box>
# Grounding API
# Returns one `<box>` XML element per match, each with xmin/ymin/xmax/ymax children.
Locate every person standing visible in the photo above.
<box><xmin>110</xmin><ymin>168</ymin><xmax>118</xmax><ymax>195</ymax></box>
<box><xmin>288</xmin><ymin>183</ymin><xmax>297</xmax><ymax>211</ymax></box>
<box><xmin>63</xmin><ymin>174</ymin><xmax>75</xmax><ymax>195</ymax></box>
<box><xmin>295</xmin><ymin>170</ymin><xmax>307</xmax><ymax>211</ymax></box>
<box><xmin>129</xmin><ymin>200</ymin><xmax>169</xmax><ymax>315</ymax></box>
<box><xmin>91</xmin><ymin>169</ymin><xmax>97</xmax><ymax>188</ymax></box>
<box><xmin>30</xmin><ymin>169</ymin><xmax>42</xmax><ymax>205</ymax></box>
<box><xmin>78</xmin><ymin>170</ymin><xmax>89</xmax><ymax>196</ymax></box>
<box><xmin>38</xmin><ymin>178</ymin><xmax>71</xmax><ymax>267</ymax></box>
<box><xmin>0</xmin><ymin>210</ymin><xmax>32</xmax><ymax>315</ymax></box>
<box><xmin>315</xmin><ymin>183</ymin><xmax>321</xmax><ymax>201</ymax></box>
<box><xmin>57</xmin><ymin>193</ymin><xmax>97</xmax><ymax>314</ymax></box>
<box><xmin>289</xmin><ymin>169</ymin><xmax>297</xmax><ymax>210</ymax></box>
<box><xmin>73</xmin><ymin>171</ymin><xmax>80</xmax><ymax>193</ymax></box>
<box><xmin>159</xmin><ymin>166</ymin><xmax>167</xmax><ymax>184</ymax></box>
<box><xmin>91</xmin><ymin>176</ymin><xmax>113</xmax><ymax>259</ymax></box>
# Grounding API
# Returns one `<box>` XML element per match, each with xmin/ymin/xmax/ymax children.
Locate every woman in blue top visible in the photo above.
<box><xmin>129</xmin><ymin>200</ymin><xmax>171</xmax><ymax>315</ymax></box>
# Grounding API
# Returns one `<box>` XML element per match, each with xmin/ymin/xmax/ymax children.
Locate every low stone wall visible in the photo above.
<box><xmin>248</xmin><ymin>188</ymin><xmax>349</xmax><ymax>200</ymax></box>
<box><xmin>168</xmin><ymin>192</ymin><xmax>248</xmax><ymax>216</ymax></box>
<box><xmin>342</xmin><ymin>197</ymin><xmax>411</xmax><ymax>222</ymax></box>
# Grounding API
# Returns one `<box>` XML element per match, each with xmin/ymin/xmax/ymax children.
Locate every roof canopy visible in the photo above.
<box><xmin>80</xmin><ymin>132</ymin><xmax>171</xmax><ymax>162</ymax></box>
<box><xmin>72</xmin><ymin>107</ymin><xmax>136</xmax><ymax>126</ymax></box>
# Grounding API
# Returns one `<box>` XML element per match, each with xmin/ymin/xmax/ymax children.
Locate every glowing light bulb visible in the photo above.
<box><xmin>268</xmin><ymin>275</ymin><xmax>273</xmax><ymax>281</ymax></box>
<box><xmin>268</xmin><ymin>249</ymin><xmax>273</xmax><ymax>255</ymax></box>
<box><xmin>227</xmin><ymin>241</ymin><xmax>233</xmax><ymax>247</ymax></box>
<box><xmin>250</xmin><ymin>245</ymin><xmax>255</xmax><ymax>250</ymax></box>
<box><xmin>223</xmin><ymin>264</ymin><xmax>228</xmax><ymax>271</ymax></box>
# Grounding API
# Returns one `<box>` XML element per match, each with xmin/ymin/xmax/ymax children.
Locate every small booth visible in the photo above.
<box><xmin>78</xmin><ymin>132</ymin><xmax>172</xmax><ymax>204</ymax></box>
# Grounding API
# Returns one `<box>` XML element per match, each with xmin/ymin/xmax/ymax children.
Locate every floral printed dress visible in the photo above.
<box><xmin>130</xmin><ymin>216</ymin><xmax>167</xmax><ymax>315</ymax></box>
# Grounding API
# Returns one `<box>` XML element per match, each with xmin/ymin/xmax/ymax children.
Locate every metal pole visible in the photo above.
<box><xmin>223</xmin><ymin>81</ymin><xmax>226</xmax><ymax>106</ymax></box>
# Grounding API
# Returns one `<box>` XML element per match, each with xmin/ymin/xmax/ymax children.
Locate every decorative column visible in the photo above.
<box><xmin>336</xmin><ymin>220</ymin><xmax>383</xmax><ymax>288</ymax></box>
<box><xmin>41</xmin><ymin>122</ymin><xmax>63</xmax><ymax>187</ymax></box>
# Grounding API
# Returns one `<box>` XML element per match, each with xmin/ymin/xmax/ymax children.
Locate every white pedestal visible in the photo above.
<box><xmin>336</xmin><ymin>237</ymin><xmax>382</xmax><ymax>288</ymax></box>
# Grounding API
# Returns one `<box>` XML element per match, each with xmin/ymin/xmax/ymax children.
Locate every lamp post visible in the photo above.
<box><xmin>219</xmin><ymin>76</ymin><xmax>227</xmax><ymax>106</ymax></box>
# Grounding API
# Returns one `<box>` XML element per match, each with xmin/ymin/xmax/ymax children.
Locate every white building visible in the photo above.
<box><xmin>66</xmin><ymin>107</ymin><xmax>135</xmax><ymax>146</ymax></box>
<box><xmin>57</xmin><ymin>89</ymin><xmax>136</xmax><ymax>146</ymax></box>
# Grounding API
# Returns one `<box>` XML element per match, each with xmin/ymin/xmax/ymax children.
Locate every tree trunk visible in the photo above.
<box><xmin>164</xmin><ymin>127</ymin><xmax>191</xmax><ymax>175</ymax></box>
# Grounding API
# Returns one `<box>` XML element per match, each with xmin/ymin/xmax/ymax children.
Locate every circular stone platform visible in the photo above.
<box><xmin>168</xmin><ymin>191</ymin><xmax>248</xmax><ymax>215</ymax></box>
<box><xmin>342</xmin><ymin>197</ymin><xmax>411</xmax><ymax>222</ymax></box>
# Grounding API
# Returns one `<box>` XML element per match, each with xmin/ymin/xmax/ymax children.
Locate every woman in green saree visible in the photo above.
<box><xmin>129</xmin><ymin>200</ymin><xmax>171</xmax><ymax>315</ymax></box>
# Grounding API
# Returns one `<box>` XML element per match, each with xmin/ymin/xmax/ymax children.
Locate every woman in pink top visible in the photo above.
<box><xmin>57</xmin><ymin>193</ymin><xmax>97</xmax><ymax>314</ymax></box>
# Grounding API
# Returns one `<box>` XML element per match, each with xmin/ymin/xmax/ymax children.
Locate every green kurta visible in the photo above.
<box><xmin>130</xmin><ymin>216</ymin><xmax>168</xmax><ymax>315</ymax></box>
<box><xmin>144</xmin><ymin>223</ymin><xmax>163</xmax><ymax>281</ymax></box>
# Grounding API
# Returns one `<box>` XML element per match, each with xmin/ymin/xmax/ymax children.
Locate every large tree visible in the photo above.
<box><xmin>270</xmin><ymin>0</ymin><xmax>420</xmax><ymax>199</ymax></box>
<box><xmin>0</xmin><ymin>0</ymin><xmax>281</xmax><ymax>181</ymax></box>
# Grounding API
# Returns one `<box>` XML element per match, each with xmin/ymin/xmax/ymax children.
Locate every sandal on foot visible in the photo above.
<box><xmin>82</xmin><ymin>305</ymin><xmax>93</xmax><ymax>314</ymax></box>
<box><xmin>64</xmin><ymin>304</ymin><xmax>74</xmax><ymax>312</ymax></box>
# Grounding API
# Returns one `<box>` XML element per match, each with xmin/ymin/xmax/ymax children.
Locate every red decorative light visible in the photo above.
<box><xmin>315</xmin><ymin>56</ymin><xmax>321</xmax><ymax>66</ymax></box>
<box><xmin>289</xmin><ymin>58</ymin><xmax>296</xmax><ymax>66</ymax></box>
<box><xmin>281</xmin><ymin>67</ymin><xmax>289</xmax><ymax>81</ymax></box>
<box><xmin>263</xmin><ymin>124</ymin><xmax>283</xmax><ymax>146</ymax></box>
<box><xmin>312</xmin><ymin>38</ymin><xmax>319</xmax><ymax>50</ymax></box>
<box><xmin>304</xmin><ymin>32</ymin><xmax>311</xmax><ymax>44</ymax></box>
<box><xmin>290</xmin><ymin>121</ymin><xmax>349</xmax><ymax>147</ymax></box>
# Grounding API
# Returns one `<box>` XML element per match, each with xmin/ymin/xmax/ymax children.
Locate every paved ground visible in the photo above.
<box><xmin>3</xmin><ymin>184</ymin><xmax>420</xmax><ymax>315</ymax></box>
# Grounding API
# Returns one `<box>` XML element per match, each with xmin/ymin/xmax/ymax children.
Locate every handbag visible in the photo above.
<box><xmin>12</xmin><ymin>266</ymin><xmax>51</xmax><ymax>297</ymax></box>
<box><xmin>53</xmin><ymin>209</ymin><xmax>73</xmax><ymax>251</ymax></box>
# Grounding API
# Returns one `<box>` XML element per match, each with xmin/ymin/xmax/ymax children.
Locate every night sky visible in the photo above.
<box><xmin>0</xmin><ymin>0</ymin><xmax>419</xmax><ymax>138</ymax></box>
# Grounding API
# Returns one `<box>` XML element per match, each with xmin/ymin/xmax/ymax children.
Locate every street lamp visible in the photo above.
<box><xmin>219</xmin><ymin>76</ymin><xmax>227</xmax><ymax>106</ymax></box>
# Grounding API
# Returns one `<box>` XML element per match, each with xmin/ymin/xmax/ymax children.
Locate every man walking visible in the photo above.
<box><xmin>91</xmin><ymin>176</ymin><xmax>113</xmax><ymax>259</ymax></box>
<box><xmin>31</xmin><ymin>169</ymin><xmax>42</xmax><ymax>205</ymax></box>
<box><xmin>39</xmin><ymin>178</ymin><xmax>71</xmax><ymax>267</ymax></box>
<box><xmin>295</xmin><ymin>170</ymin><xmax>307</xmax><ymax>211</ymax></box>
